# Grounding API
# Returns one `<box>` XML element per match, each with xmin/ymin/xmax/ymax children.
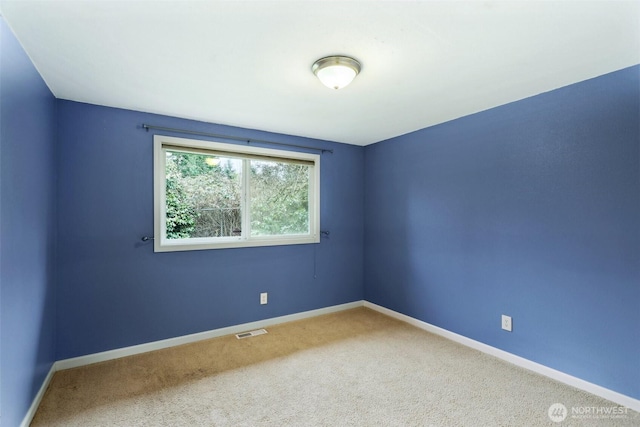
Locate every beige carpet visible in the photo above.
<box><xmin>32</xmin><ymin>308</ymin><xmax>638</xmax><ymax>426</ymax></box>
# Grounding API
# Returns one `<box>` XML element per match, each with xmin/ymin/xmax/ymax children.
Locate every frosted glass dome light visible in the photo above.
<box><xmin>312</xmin><ymin>56</ymin><xmax>361</xmax><ymax>90</ymax></box>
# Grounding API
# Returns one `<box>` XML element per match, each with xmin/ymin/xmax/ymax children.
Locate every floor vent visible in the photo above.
<box><xmin>236</xmin><ymin>329</ymin><xmax>268</xmax><ymax>339</ymax></box>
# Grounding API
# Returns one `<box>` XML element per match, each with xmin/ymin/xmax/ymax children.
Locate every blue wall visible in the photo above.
<box><xmin>0</xmin><ymin>18</ymin><xmax>57</xmax><ymax>427</ymax></box>
<box><xmin>364</xmin><ymin>65</ymin><xmax>640</xmax><ymax>399</ymax></box>
<box><xmin>55</xmin><ymin>101</ymin><xmax>364</xmax><ymax>360</ymax></box>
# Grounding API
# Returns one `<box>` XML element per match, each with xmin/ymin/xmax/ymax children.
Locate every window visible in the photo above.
<box><xmin>154</xmin><ymin>135</ymin><xmax>320</xmax><ymax>252</ymax></box>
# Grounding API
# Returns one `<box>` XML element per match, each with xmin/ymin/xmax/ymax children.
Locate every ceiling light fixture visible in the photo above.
<box><xmin>312</xmin><ymin>56</ymin><xmax>361</xmax><ymax>90</ymax></box>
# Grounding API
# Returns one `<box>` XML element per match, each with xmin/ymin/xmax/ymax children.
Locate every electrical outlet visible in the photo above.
<box><xmin>260</xmin><ymin>292</ymin><xmax>268</xmax><ymax>305</ymax></box>
<box><xmin>502</xmin><ymin>315</ymin><xmax>512</xmax><ymax>332</ymax></box>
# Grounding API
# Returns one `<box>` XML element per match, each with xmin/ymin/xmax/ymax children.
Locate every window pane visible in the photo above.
<box><xmin>250</xmin><ymin>159</ymin><xmax>310</xmax><ymax>236</ymax></box>
<box><xmin>165</xmin><ymin>150</ymin><xmax>242</xmax><ymax>239</ymax></box>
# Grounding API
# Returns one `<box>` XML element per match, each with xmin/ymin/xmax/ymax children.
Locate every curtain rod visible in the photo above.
<box><xmin>142</xmin><ymin>124</ymin><xmax>333</xmax><ymax>154</ymax></box>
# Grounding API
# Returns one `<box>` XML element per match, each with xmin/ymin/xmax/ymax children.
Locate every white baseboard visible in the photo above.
<box><xmin>56</xmin><ymin>300</ymin><xmax>364</xmax><ymax>371</ymax></box>
<box><xmin>20</xmin><ymin>364</ymin><xmax>56</xmax><ymax>427</ymax></box>
<box><xmin>364</xmin><ymin>301</ymin><xmax>640</xmax><ymax>413</ymax></box>
<box><xmin>23</xmin><ymin>298</ymin><xmax>638</xmax><ymax>426</ymax></box>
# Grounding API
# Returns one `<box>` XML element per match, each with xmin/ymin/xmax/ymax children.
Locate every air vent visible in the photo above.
<box><xmin>235</xmin><ymin>329</ymin><xmax>268</xmax><ymax>339</ymax></box>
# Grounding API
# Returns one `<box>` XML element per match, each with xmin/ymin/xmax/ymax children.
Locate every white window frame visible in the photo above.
<box><xmin>154</xmin><ymin>135</ymin><xmax>320</xmax><ymax>252</ymax></box>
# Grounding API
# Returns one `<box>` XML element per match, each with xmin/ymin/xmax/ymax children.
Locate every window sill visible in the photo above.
<box><xmin>154</xmin><ymin>235</ymin><xmax>320</xmax><ymax>252</ymax></box>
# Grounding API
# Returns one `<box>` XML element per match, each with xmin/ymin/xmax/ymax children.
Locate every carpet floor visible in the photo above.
<box><xmin>31</xmin><ymin>308</ymin><xmax>638</xmax><ymax>426</ymax></box>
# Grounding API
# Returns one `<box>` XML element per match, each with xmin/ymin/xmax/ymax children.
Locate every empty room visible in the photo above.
<box><xmin>1</xmin><ymin>1</ymin><xmax>638</xmax><ymax>426</ymax></box>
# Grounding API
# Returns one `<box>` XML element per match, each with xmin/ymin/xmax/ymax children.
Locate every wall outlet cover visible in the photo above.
<box><xmin>502</xmin><ymin>314</ymin><xmax>512</xmax><ymax>332</ymax></box>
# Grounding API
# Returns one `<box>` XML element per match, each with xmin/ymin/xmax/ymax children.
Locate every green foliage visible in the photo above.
<box><xmin>173</xmin><ymin>151</ymin><xmax>217</xmax><ymax>177</ymax></box>
<box><xmin>164</xmin><ymin>151</ymin><xmax>310</xmax><ymax>239</ymax></box>
<box><xmin>165</xmin><ymin>159</ymin><xmax>196</xmax><ymax>239</ymax></box>
<box><xmin>165</xmin><ymin>151</ymin><xmax>242</xmax><ymax>238</ymax></box>
<box><xmin>250</xmin><ymin>161</ymin><xmax>309</xmax><ymax>236</ymax></box>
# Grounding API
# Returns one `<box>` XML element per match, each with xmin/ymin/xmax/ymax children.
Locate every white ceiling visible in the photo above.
<box><xmin>1</xmin><ymin>1</ymin><xmax>638</xmax><ymax>146</ymax></box>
